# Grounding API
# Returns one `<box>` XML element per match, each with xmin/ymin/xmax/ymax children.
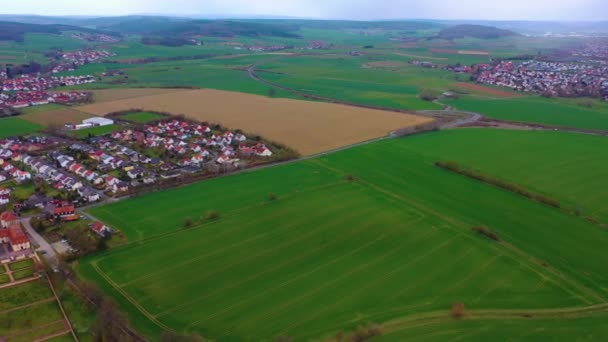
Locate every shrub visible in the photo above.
<box><xmin>419</xmin><ymin>89</ymin><xmax>438</xmax><ymax>102</ymax></box>
<box><xmin>351</xmin><ymin>323</ymin><xmax>382</xmax><ymax>342</ymax></box>
<box><xmin>345</xmin><ymin>174</ymin><xmax>357</xmax><ymax>181</ymax></box>
<box><xmin>472</xmin><ymin>225</ymin><xmax>500</xmax><ymax>241</ymax></box>
<box><xmin>206</xmin><ymin>210</ymin><xmax>220</xmax><ymax>220</ymax></box>
<box><xmin>451</xmin><ymin>302</ymin><xmax>466</xmax><ymax>318</ymax></box>
<box><xmin>184</xmin><ymin>217</ymin><xmax>193</xmax><ymax>228</ymax></box>
<box><xmin>268</xmin><ymin>193</ymin><xmax>278</xmax><ymax>201</ymax></box>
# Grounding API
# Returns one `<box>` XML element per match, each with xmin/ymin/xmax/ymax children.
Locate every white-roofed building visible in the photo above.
<box><xmin>83</xmin><ymin>117</ymin><xmax>114</xmax><ymax>127</ymax></box>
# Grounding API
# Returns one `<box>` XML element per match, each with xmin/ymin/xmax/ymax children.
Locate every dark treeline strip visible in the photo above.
<box><xmin>435</xmin><ymin>160</ymin><xmax>561</xmax><ymax>208</ymax></box>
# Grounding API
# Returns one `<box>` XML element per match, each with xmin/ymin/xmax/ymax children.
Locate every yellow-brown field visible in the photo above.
<box><xmin>78</xmin><ymin>89</ymin><xmax>433</xmax><ymax>155</ymax></box>
<box><xmin>21</xmin><ymin>108</ymin><xmax>92</xmax><ymax>126</ymax></box>
<box><xmin>89</xmin><ymin>88</ymin><xmax>189</xmax><ymax>103</ymax></box>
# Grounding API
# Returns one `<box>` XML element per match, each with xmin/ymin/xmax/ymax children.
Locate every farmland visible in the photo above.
<box><xmin>20</xmin><ymin>107</ymin><xmax>92</xmax><ymax>126</ymax></box>
<box><xmin>0</xmin><ymin>280</ymin><xmax>73</xmax><ymax>342</ymax></box>
<box><xmin>81</xmin><ymin>129</ymin><xmax>608</xmax><ymax>340</ymax></box>
<box><xmin>77</xmin><ymin>88</ymin><xmax>433</xmax><ymax>155</ymax></box>
<box><xmin>443</xmin><ymin>96</ymin><xmax>608</xmax><ymax>130</ymax></box>
<box><xmin>119</xmin><ymin>111</ymin><xmax>166</xmax><ymax>123</ymax></box>
<box><xmin>0</xmin><ymin>117</ymin><xmax>43</xmax><ymax>138</ymax></box>
<box><xmin>68</xmin><ymin>124</ymin><xmax>122</xmax><ymax>138</ymax></box>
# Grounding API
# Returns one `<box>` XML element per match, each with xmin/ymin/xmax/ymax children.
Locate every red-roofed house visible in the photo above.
<box><xmin>0</xmin><ymin>210</ymin><xmax>19</xmax><ymax>228</ymax></box>
<box><xmin>89</xmin><ymin>221</ymin><xmax>110</xmax><ymax>237</ymax></box>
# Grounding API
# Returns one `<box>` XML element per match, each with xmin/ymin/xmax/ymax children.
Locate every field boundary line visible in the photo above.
<box><xmin>90</xmin><ymin>261</ymin><xmax>176</xmax><ymax>333</ymax></box>
<box><xmin>118</xmin><ymin>185</ymin><xmax>370</xmax><ymax>288</ymax></box>
<box><xmin>0</xmin><ymin>296</ymin><xmax>55</xmax><ymax>315</ymax></box>
<box><xmin>277</xmin><ymin>233</ymin><xmax>472</xmax><ymax>336</ymax></box>
<box><xmin>133</xmin><ymin>195</ymin><xmax>380</xmax><ymax>304</ymax></box>
<box><xmin>379</xmin><ymin>302</ymin><xmax>608</xmax><ymax>337</ymax></box>
<box><xmin>148</xmin><ymin>204</ymin><xmax>382</xmax><ymax>315</ymax></box>
<box><xmin>237</xmin><ymin>234</ymin><xmax>457</xmax><ymax>336</ymax></box>
<box><xmin>338</xmin><ymin>163</ymin><xmax>601</xmax><ymax>305</ymax></box>
<box><xmin>4</xmin><ymin>319</ymin><xmax>66</xmax><ymax>340</ymax></box>
<box><xmin>185</xmin><ymin>215</ymin><xmax>431</xmax><ymax>330</ymax></box>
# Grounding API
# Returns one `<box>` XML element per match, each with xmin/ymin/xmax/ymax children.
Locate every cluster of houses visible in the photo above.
<box><xmin>569</xmin><ymin>41</ymin><xmax>608</xmax><ymax>63</ymax></box>
<box><xmin>61</xmin><ymin>50</ymin><xmax>114</xmax><ymax>66</ymax></box>
<box><xmin>307</xmin><ymin>41</ymin><xmax>328</xmax><ymax>49</ymax></box>
<box><xmin>1</xmin><ymin>74</ymin><xmax>95</xmax><ymax>92</ymax></box>
<box><xmin>0</xmin><ymin>188</ymin><xmax>11</xmax><ymax>206</ymax></box>
<box><xmin>69</xmin><ymin>33</ymin><xmax>121</xmax><ymax>43</ymax></box>
<box><xmin>0</xmin><ymin>161</ymin><xmax>32</xmax><ymax>184</ymax></box>
<box><xmin>475</xmin><ymin>60</ymin><xmax>608</xmax><ymax>99</ymax></box>
<box><xmin>0</xmin><ymin>91</ymin><xmax>90</xmax><ymax>109</ymax></box>
<box><xmin>68</xmin><ymin>141</ymin><xmax>151</xmax><ymax>193</ymax></box>
<box><xmin>0</xmin><ymin>211</ymin><xmax>31</xmax><ymax>253</ymax></box>
<box><xmin>22</xmin><ymin>153</ymin><xmax>101</xmax><ymax>203</ymax></box>
<box><xmin>140</xmin><ymin>119</ymin><xmax>273</xmax><ymax>164</ymax></box>
<box><xmin>247</xmin><ymin>45</ymin><xmax>290</xmax><ymax>52</ymax></box>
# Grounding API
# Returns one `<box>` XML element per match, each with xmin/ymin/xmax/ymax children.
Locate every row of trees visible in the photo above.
<box><xmin>435</xmin><ymin>161</ymin><xmax>561</xmax><ymax>208</ymax></box>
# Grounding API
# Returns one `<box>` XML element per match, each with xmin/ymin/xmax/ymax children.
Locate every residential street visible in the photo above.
<box><xmin>21</xmin><ymin>217</ymin><xmax>58</xmax><ymax>267</ymax></box>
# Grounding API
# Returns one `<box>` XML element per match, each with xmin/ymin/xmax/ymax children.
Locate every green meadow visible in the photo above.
<box><xmin>69</xmin><ymin>124</ymin><xmax>122</xmax><ymax>138</ymax></box>
<box><xmin>120</xmin><ymin>111</ymin><xmax>166</xmax><ymax>123</ymax></box>
<box><xmin>0</xmin><ymin>117</ymin><xmax>43</xmax><ymax>138</ymax></box>
<box><xmin>444</xmin><ymin>96</ymin><xmax>608</xmax><ymax>130</ymax></box>
<box><xmin>82</xmin><ymin>129</ymin><xmax>608</xmax><ymax>340</ymax></box>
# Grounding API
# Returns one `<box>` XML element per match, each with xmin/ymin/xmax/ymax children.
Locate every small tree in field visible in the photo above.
<box><xmin>206</xmin><ymin>210</ymin><xmax>220</xmax><ymax>220</ymax></box>
<box><xmin>268</xmin><ymin>193</ymin><xmax>278</xmax><ymax>201</ymax></box>
<box><xmin>184</xmin><ymin>217</ymin><xmax>193</xmax><ymax>228</ymax></box>
<box><xmin>451</xmin><ymin>302</ymin><xmax>466</xmax><ymax>318</ymax></box>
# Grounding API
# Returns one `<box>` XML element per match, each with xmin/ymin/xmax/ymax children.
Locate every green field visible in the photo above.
<box><xmin>120</xmin><ymin>111</ymin><xmax>166</xmax><ymax>123</ymax></box>
<box><xmin>82</xmin><ymin>129</ymin><xmax>608</xmax><ymax>340</ymax></box>
<box><xmin>443</xmin><ymin>96</ymin><xmax>608</xmax><ymax>130</ymax></box>
<box><xmin>0</xmin><ymin>117</ymin><xmax>43</xmax><ymax>138</ymax></box>
<box><xmin>0</xmin><ymin>280</ymin><xmax>70</xmax><ymax>341</ymax></box>
<box><xmin>377</xmin><ymin>311</ymin><xmax>608</xmax><ymax>341</ymax></box>
<box><xmin>69</xmin><ymin>124</ymin><xmax>122</xmax><ymax>138</ymax></box>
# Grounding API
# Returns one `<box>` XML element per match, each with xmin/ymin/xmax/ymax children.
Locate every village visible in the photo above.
<box><xmin>474</xmin><ymin>60</ymin><xmax>608</xmax><ymax>99</ymax></box>
<box><xmin>0</xmin><ymin>113</ymin><xmax>281</xmax><ymax>259</ymax></box>
<box><xmin>0</xmin><ymin>49</ymin><xmax>117</xmax><ymax>112</ymax></box>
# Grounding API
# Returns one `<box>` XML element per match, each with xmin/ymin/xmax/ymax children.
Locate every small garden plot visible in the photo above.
<box><xmin>0</xmin><ymin>274</ymin><xmax>9</xmax><ymax>284</ymax></box>
<box><xmin>8</xmin><ymin>258</ymin><xmax>35</xmax><ymax>271</ymax></box>
<box><xmin>13</xmin><ymin>268</ymin><xmax>36</xmax><ymax>280</ymax></box>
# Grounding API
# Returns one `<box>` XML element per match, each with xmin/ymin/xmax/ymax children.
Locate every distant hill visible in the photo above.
<box><xmin>437</xmin><ymin>24</ymin><xmax>520</xmax><ymax>39</ymax></box>
<box><xmin>0</xmin><ymin>20</ymin><xmax>117</xmax><ymax>42</ymax></box>
<box><xmin>96</xmin><ymin>17</ymin><xmax>301</xmax><ymax>38</ymax></box>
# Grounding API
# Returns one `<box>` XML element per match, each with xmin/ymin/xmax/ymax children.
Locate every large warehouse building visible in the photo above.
<box><xmin>83</xmin><ymin>117</ymin><xmax>114</xmax><ymax>127</ymax></box>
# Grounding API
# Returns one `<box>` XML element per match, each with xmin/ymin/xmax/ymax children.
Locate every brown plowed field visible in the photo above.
<box><xmin>21</xmin><ymin>108</ymin><xmax>92</xmax><ymax>126</ymax></box>
<box><xmin>456</xmin><ymin>82</ymin><xmax>519</xmax><ymax>98</ymax></box>
<box><xmin>78</xmin><ymin>89</ymin><xmax>433</xmax><ymax>155</ymax></box>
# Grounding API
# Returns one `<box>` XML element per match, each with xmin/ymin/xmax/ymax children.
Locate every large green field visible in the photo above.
<box><xmin>0</xmin><ymin>117</ymin><xmax>44</xmax><ymax>138</ymax></box>
<box><xmin>82</xmin><ymin>129</ymin><xmax>608</xmax><ymax>340</ymax></box>
<box><xmin>444</xmin><ymin>96</ymin><xmax>608</xmax><ymax>130</ymax></box>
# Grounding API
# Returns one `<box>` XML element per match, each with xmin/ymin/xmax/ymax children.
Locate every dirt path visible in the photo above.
<box><xmin>0</xmin><ymin>274</ymin><xmax>41</xmax><ymax>289</ymax></box>
<box><xmin>46</xmin><ymin>276</ymin><xmax>79</xmax><ymax>342</ymax></box>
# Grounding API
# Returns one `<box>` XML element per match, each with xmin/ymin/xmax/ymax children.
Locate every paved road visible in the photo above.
<box><xmin>21</xmin><ymin>218</ymin><xmax>58</xmax><ymax>267</ymax></box>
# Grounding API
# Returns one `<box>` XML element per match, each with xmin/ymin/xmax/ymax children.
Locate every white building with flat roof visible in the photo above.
<box><xmin>83</xmin><ymin>117</ymin><xmax>114</xmax><ymax>127</ymax></box>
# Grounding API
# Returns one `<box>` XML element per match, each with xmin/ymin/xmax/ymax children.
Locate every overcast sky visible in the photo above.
<box><xmin>1</xmin><ymin>0</ymin><xmax>606</xmax><ymax>21</ymax></box>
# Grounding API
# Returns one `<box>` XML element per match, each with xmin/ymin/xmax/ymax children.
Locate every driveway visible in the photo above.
<box><xmin>21</xmin><ymin>218</ymin><xmax>58</xmax><ymax>267</ymax></box>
